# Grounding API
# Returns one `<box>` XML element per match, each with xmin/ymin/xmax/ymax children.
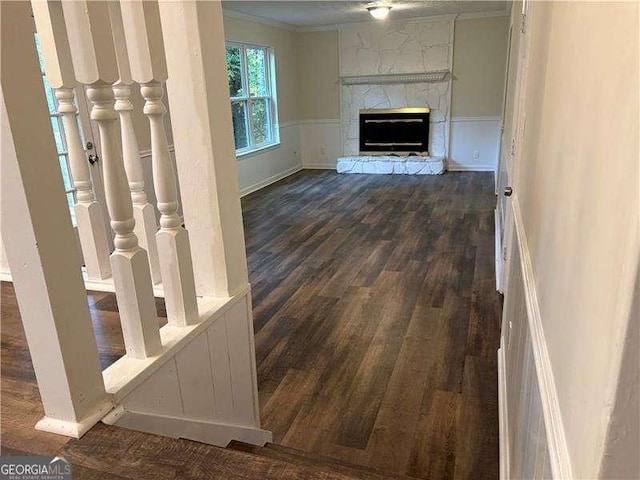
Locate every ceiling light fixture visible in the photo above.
<box><xmin>367</xmin><ymin>4</ymin><xmax>391</xmax><ymax>20</ymax></box>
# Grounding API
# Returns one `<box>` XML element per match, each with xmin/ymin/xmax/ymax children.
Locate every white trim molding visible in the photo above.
<box><xmin>239</xmin><ymin>165</ymin><xmax>302</xmax><ymax>197</ymax></box>
<box><xmin>498</xmin><ymin>345</ymin><xmax>510</xmax><ymax>480</ymax></box>
<box><xmin>512</xmin><ymin>194</ymin><xmax>574</xmax><ymax>479</ymax></box>
<box><xmin>341</xmin><ymin>70</ymin><xmax>450</xmax><ymax>86</ymax></box>
<box><xmin>450</xmin><ymin>116</ymin><xmax>502</xmax><ymax>123</ymax></box>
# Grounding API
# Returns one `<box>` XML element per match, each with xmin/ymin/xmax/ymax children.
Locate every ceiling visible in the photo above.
<box><xmin>222</xmin><ymin>1</ymin><xmax>509</xmax><ymax>29</ymax></box>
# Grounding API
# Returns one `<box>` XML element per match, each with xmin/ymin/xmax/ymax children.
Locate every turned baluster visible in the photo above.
<box><xmin>119</xmin><ymin>0</ymin><xmax>198</xmax><ymax>326</ymax></box>
<box><xmin>141</xmin><ymin>81</ymin><xmax>198</xmax><ymax>326</ymax></box>
<box><xmin>31</xmin><ymin>0</ymin><xmax>111</xmax><ymax>281</ymax></box>
<box><xmin>61</xmin><ymin>0</ymin><xmax>161</xmax><ymax>358</ymax></box>
<box><xmin>86</xmin><ymin>84</ymin><xmax>161</xmax><ymax>358</ymax></box>
<box><xmin>113</xmin><ymin>84</ymin><xmax>162</xmax><ymax>285</ymax></box>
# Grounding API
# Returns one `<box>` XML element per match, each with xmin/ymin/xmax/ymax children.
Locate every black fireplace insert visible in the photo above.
<box><xmin>359</xmin><ymin>107</ymin><xmax>430</xmax><ymax>155</ymax></box>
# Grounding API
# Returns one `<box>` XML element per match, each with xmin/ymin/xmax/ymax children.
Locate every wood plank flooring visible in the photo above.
<box><xmin>0</xmin><ymin>170</ymin><xmax>502</xmax><ymax>479</ymax></box>
<box><xmin>243</xmin><ymin>171</ymin><xmax>502</xmax><ymax>479</ymax></box>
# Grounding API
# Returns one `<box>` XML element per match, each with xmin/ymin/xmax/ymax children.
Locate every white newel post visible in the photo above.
<box><xmin>31</xmin><ymin>0</ymin><xmax>112</xmax><ymax>281</ymax></box>
<box><xmin>109</xmin><ymin>2</ymin><xmax>162</xmax><ymax>286</ymax></box>
<box><xmin>62</xmin><ymin>0</ymin><xmax>161</xmax><ymax>359</ymax></box>
<box><xmin>157</xmin><ymin>1</ymin><xmax>250</xmax><ymax>298</ymax></box>
<box><xmin>157</xmin><ymin>1</ymin><xmax>261</xmax><ymax>429</ymax></box>
<box><xmin>2</xmin><ymin>1</ymin><xmax>111</xmax><ymax>438</ymax></box>
<box><xmin>120</xmin><ymin>0</ymin><xmax>198</xmax><ymax>326</ymax></box>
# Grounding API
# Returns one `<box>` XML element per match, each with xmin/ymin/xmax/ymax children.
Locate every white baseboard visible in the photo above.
<box><xmin>512</xmin><ymin>194</ymin><xmax>574</xmax><ymax>479</ymax></box>
<box><xmin>447</xmin><ymin>165</ymin><xmax>496</xmax><ymax>172</ymax></box>
<box><xmin>239</xmin><ymin>165</ymin><xmax>303</xmax><ymax>197</ymax></box>
<box><xmin>103</xmin><ymin>407</ymin><xmax>273</xmax><ymax>447</ymax></box>
<box><xmin>303</xmin><ymin>163</ymin><xmax>336</xmax><ymax>170</ymax></box>
<box><xmin>498</xmin><ymin>346</ymin><xmax>510</xmax><ymax>480</ymax></box>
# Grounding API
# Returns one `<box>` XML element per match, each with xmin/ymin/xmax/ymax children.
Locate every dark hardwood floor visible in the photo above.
<box><xmin>1</xmin><ymin>170</ymin><xmax>502</xmax><ymax>479</ymax></box>
<box><xmin>243</xmin><ymin>171</ymin><xmax>501</xmax><ymax>479</ymax></box>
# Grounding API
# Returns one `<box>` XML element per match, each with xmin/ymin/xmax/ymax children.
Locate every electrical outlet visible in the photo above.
<box><xmin>473</xmin><ymin>150</ymin><xmax>480</xmax><ymax>160</ymax></box>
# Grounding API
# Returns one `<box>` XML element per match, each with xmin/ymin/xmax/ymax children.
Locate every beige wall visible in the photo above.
<box><xmin>297</xmin><ymin>30</ymin><xmax>340</xmax><ymax>121</ymax></box>
<box><xmin>515</xmin><ymin>2</ymin><xmax>639</xmax><ymax>477</ymax></box>
<box><xmin>223</xmin><ymin>16</ymin><xmax>299</xmax><ymax>124</ymax></box>
<box><xmin>451</xmin><ymin>16</ymin><xmax>509</xmax><ymax>118</ymax></box>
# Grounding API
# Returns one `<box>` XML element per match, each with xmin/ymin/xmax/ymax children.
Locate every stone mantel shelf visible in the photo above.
<box><xmin>340</xmin><ymin>70</ymin><xmax>450</xmax><ymax>86</ymax></box>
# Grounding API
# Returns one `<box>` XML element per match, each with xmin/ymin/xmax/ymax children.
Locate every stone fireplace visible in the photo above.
<box><xmin>337</xmin><ymin>16</ymin><xmax>454</xmax><ymax>174</ymax></box>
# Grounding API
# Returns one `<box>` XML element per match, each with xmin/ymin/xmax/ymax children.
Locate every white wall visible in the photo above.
<box><xmin>505</xmin><ymin>1</ymin><xmax>639</xmax><ymax>478</ymax></box>
<box><xmin>236</xmin><ymin>122</ymin><xmax>302</xmax><ymax>196</ymax></box>
<box><xmin>449</xmin><ymin>117</ymin><xmax>501</xmax><ymax>171</ymax></box>
<box><xmin>450</xmin><ymin>15</ymin><xmax>509</xmax><ymax>171</ymax></box>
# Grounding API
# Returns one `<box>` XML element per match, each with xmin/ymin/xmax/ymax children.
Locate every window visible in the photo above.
<box><xmin>34</xmin><ymin>33</ymin><xmax>80</xmax><ymax>224</ymax></box>
<box><xmin>225</xmin><ymin>43</ymin><xmax>278</xmax><ymax>154</ymax></box>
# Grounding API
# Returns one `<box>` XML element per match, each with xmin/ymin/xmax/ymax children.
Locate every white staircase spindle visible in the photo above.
<box><xmin>87</xmin><ymin>84</ymin><xmax>161</xmax><ymax>359</ymax></box>
<box><xmin>113</xmin><ymin>84</ymin><xmax>162</xmax><ymax>285</ymax></box>
<box><xmin>142</xmin><ymin>81</ymin><xmax>198</xmax><ymax>326</ymax></box>
<box><xmin>56</xmin><ymin>88</ymin><xmax>112</xmax><ymax>280</ymax></box>
<box><xmin>62</xmin><ymin>0</ymin><xmax>162</xmax><ymax>359</ymax></box>
<box><xmin>31</xmin><ymin>0</ymin><xmax>112</xmax><ymax>281</ymax></box>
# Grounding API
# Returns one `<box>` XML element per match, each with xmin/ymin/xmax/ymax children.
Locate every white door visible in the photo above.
<box><xmin>495</xmin><ymin>0</ymin><xmax>529</xmax><ymax>292</ymax></box>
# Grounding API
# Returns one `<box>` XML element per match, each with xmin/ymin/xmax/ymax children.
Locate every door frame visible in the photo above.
<box><xmin>495</xmin><ymin>0</ymin><xmax>531</xmax><ymax>293</ymax></box>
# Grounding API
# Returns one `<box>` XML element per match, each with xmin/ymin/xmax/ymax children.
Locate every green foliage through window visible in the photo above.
<box><xmin>225</xmin><ymin>43</ymin><xmax>276</xmax><ymax>153</ymax></box>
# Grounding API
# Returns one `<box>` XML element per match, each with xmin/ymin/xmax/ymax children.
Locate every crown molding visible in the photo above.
<box><xmin>298</xmin><ymin>12</ymin><xmax>458</xmax><ymax>33</ymax></box>
<box><xmin>341</xmin><ymin>70</ymin><xmax>450</xmax><ymax>86</ymax></box>
<box><xmin>222</xmin><ymin>8</ymin><xmax>297</xmax><ymax>32</ymax></box>
<box><xmin>223</xmin><ymin>8</ymin><xmax>509</xmax><ymax>33</ymax></box>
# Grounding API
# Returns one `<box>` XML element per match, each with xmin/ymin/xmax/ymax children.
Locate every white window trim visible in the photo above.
<box><xmin>226</xmin><ymin>41</ymin><xmax>280</xmax><ymax>157</ymax></box>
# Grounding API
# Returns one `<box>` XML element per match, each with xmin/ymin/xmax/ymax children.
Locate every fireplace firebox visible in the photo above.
<box><xmin>359</xmin><ymin>107</ymin><xmax>430</xmax><ymax>155</ymax></box>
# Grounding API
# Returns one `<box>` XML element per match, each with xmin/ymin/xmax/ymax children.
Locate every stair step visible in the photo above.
<box><xmin>228</xmin><ymin>440</ymin><xmax>416</xmax><ymax>480</ymax></box>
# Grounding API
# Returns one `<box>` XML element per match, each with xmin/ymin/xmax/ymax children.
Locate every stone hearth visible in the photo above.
<box><xmin>337</xmin><ymin>155</ymin><xmax>445</xmax><ymax>175</ymax></box>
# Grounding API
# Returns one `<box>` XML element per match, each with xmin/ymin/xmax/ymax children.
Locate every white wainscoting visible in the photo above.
<box><xmin>237</xmin><ymin>122</ymin><xmax>302</xmax><ymax>196</ymax></box>
<box><xmin>300</xmin><ymin>119</ymin><xmax>341</xmax><ymax>170</ymax></box>
<box><xmin>449</xmin><ymin>116</ymin><xmax>501</xmax><ymax>171</ymax></box>
<box><xmin>500</xmin><ymin>195</ymin><xmax>573</xmax><ymax>479</ymax></box>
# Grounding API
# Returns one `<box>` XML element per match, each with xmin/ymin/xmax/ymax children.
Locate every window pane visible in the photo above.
<box><xmin>42</xmin><ymin>76</ymin><xmax>57</xmax><ymax>114</ymax></box>
<box><xmin>246</xmin><ymin>48</ymin><xmax>267</xmax><ymax>97</ymax></box>
<box><xmin>231</xmin><ymin>101</ymin><xmax>249</xmax><ymax>150</ymax></box>
<box><xmin>59</xmin><ymin>155</ymin><xmax>73</xmax><ymax>192</ymax></box>
<box><xmin>226</xmin><ymin>45</ymin><xmax>244</xmax><ymax>98</ymax></box>
<box><xmin>50</xmin><ymin>117</ymin><xmax>65</xmax><ymax>153</ymax></box>
<box><xmin>34</xmin><ymin>33</ymin><xmax>46</xmax><ymax>73</ymax></box>
<box><xmin>250</xmin><ymin>99</ymin><xmax>270</xmax><ymax>145</ymax></box>
<box><xmin>66</xmin><ymin>192</ymin><xmax>77</xmax><ymax>225</ymax></box>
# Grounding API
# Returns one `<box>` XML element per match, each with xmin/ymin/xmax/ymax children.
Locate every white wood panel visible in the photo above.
<box><xmin>207</xmin><ymin>319</ymin><xmax>235</xmax><ymax>420</ymax></box>
<box><xmin>225</xmin><ymin>300</ymin><xmax>259</xmax><ymax>427</ymax></box>
<box><xmin>501</xmin><ymin>210</ymin><xmax>556</xmax><ymax>479</ymax></box>
<box><xmin>175</xmin><ymin>333</ymin><xmax>216</xmax><ymax>421</ymax></box>
<box><xmin>123</xmin><ymin>358</ymin><xmax>183</xmax><ymax>417</ymax></box>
